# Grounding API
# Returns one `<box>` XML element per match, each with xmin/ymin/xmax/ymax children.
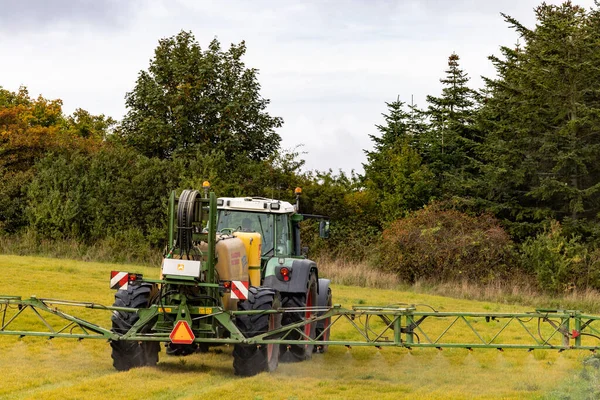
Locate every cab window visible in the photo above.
<box><xmin>217</xmin><ymin>210</ymin><xmax>274</xmax><ymax>256</ymax></box>
<box><xmin>274</xmin><ymin>214</ymin><xmax>291</xmax><ymax>256</ymax></box>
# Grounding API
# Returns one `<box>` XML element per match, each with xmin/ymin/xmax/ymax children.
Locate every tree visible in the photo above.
<box><xmin>424</xmin><ymin>53</ymin><xmax>479</xmax><ymax>197</ymax></box>
<box><xmin>363</xmin><ymin>99</ymin><xmax>435</xmax><ymax>224</ymax></box>
<box><xmin>369</xmin><ymin>98</ymin><xmax>408</xmax><ymax>149</ymax></box>
<box><xmin>67</xmin><ymin>108</ymin><xmax>115</xmax><ymax>140</ymax></box>
<box><xmin>297</xmin><ymin>169</ymin><xmax>379</xmax><ymax>260</ymax></box>
<box><xmin>26</xmin><ymin>146</ymin><xmax>178</xmax><ymax>242</ymax></box>
<box><xmin>479</xmin><ymin>3</ymin><xmax>600</xmax><ymax>239</ymax></box>
<box><xmin>119</xmin><ymin>31</ymin><xmax>283</xmax><ymax>161</ymax></box>
<box><xmin>0</xmin><ymin>87</ymin><xmax>104</xmax><ymax>232</ymax></box>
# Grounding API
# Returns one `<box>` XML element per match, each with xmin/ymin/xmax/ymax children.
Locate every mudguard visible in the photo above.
<box><xmin>263</xmin><ymin>258</ymin><xmax>318</xmax><ymax>294</ymax></box>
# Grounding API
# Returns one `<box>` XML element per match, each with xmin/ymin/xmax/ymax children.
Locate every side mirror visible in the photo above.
<box><xmin>319</xmin><ymin>220</ymin><xmax>330</xmax><ymax>239</ymax></box>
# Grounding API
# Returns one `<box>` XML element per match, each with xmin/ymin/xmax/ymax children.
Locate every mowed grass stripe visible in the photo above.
<box><xmin>0</xmin><ymin>255</ymin><xmax>589</xmax><ymax>399</ymax></box>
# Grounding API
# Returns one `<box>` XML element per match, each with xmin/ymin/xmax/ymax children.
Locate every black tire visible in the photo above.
<box><xmin>279</xmin><ymin>272</ymin><xmax>317</xmax><ymax>362</ymax></box>
<box><xmin>110</xmin><ymin>283</ymin><xmax>160</xmax><ymax>371</ymax></box>
<box><xmin>315</xmin><ymin>286</ymin><xmax>332</xmax><ymax>353</ymax></box>
<box><xmin>233</xmin><ymin>287</ymin><xmax>282</xmax><ymax>376</ymax></box>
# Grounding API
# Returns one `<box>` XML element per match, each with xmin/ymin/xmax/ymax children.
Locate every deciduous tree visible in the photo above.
<box><xmin>119</xmin><ymin>31</ymin><xmax>283</xmax><ymax>161</ymax></box>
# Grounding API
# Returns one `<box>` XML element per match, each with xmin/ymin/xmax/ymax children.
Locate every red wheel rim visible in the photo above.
<box><xmin>304</xmin><ymin>287</ymin><xmax>313</xmax><ymax>349</ymax></box>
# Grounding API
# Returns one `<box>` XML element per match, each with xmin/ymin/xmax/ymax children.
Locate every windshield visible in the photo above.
<box><xmin>216</xmin><ymin>210</ymin><xmax>291</xmax><ymax>257</ymax></box>
<box><xmin>217</xmin><ymin>210</ymin><xmax>274</xmax><ymax>256</ymax></box>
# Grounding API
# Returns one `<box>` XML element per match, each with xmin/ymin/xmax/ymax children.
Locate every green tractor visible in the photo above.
<box><xmin>3</xmin><ymin>188</ymin><xmax>600</xmax><ymax>375</ymax></box>
<box><xmin>110</xmin><ymin>186</ymin><xmax>331</xmax><ymax>376</ymax></box>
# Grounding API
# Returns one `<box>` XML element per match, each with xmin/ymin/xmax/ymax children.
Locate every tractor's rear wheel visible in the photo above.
<box><xmin>315</xmin><ymin>286</ymin><xmax>332</xmax><ymax>353</ymax></box>
<box><xmin>279</xmin><ymin>272</ymin><xmax>318</xmax><ymax>362</ymax></box>
<box><xmin>110</xmin><ymin>283</ymin><xmax>160</xmax><ymax>371</ymax></box>
<box><xmin>233</xmin><ymin>287</ymin><xmax>282</xmax><ymax>376</ymax></box>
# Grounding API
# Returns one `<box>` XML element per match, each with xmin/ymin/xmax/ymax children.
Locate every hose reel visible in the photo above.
<box><xmin>176</xmin><ymin>189</ymin><xmax>199</xmax><ymax>258</ymax></box>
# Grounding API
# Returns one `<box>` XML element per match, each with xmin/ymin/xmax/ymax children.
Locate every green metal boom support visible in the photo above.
<box><xmin>3</xmin><ymin>295</ymin><xmax>600</xmax><ymax>352</ymax></box>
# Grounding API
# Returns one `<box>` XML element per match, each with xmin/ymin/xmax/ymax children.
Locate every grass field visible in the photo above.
<box><xmin>0</xmin><ymin>255</ymin><xmax>597</xmax><ymax>399</ymax></box>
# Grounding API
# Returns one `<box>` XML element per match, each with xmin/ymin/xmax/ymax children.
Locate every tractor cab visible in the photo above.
<box><xmin>216</xmin><ymin>197</ymin><xmax>297</xmax><ymax>259</ymax></box>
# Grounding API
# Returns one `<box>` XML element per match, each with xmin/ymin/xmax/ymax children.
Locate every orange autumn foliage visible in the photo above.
<box><xmin>0</xmin><ymin>87</ymin><xmax>110</xmax><ymax>233</ymax></box>
<box><xmin>0</xmin><ymin>87</ymin><xmax>104</xmax><ymax>172</ymax></box>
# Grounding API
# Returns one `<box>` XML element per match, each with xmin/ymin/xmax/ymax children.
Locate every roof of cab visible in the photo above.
<box><xmin>217</xmin><ymin>197</ymin><xmax>295</xmax><ymax>214</ymax></box>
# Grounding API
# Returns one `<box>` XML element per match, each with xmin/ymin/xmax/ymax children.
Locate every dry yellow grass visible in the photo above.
<box><xmin>316</xmin><ymin>258</ymin><xmax>401</xmax><ymax>289</ymax></box>
<box><xmin>319</xmin><ymin>257</ymin><xmax>600</xmax><ymax>314</ymax></box>
<box><xmin>0</xmin><ymin>255</ymin><xmax>595</xmax><ymax>399</ymax></box>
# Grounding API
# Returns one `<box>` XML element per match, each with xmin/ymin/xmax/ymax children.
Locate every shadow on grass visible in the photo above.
<box><xmin>156</xmin><ymin>359</ymin><xmax>235</xmax><ymax>376</ymax></box>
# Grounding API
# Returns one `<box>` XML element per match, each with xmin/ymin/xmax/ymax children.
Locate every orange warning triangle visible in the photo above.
<box><xmin>169</xmin><ymin>320</ymin><xmax>195</xmax><ymax>344</ymax></box>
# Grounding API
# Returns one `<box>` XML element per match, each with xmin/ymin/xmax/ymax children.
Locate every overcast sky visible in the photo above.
<box><xmin>1</xmin><ymin>0</ymin><xmax>596</xmax><ymax>173</ymax></box>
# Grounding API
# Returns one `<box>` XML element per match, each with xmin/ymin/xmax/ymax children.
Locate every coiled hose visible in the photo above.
<box><xmin>176</xmin><ymin>189</ymin><xmax>199</xmax><ymax>259</ymax></box>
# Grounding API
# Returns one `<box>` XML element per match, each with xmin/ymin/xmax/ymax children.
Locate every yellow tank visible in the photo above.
<box><xmin>233</xmin><ymin>231</ymin><xmax>262</xmax><ymax>287</ymax></box>
<box><xmin>170</xmin><ymin>236</ymin><xmax>250</xmax><ymax>311</ymax></box>
<box><xmin>214</xmin><ymin>235</ymin><xmax>249</xmax><ymax>311</ymax></box>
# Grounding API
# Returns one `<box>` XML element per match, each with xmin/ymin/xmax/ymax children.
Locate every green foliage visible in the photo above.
<box><xmin>424</xmin><ymin>53</ymin><xmax>480</xmax><ymax>197</ymax></box>
<box><xmin>363</xmin><ymin>99</ymin><xmax>436</xmax><ymax>224</ymax></box>
<box><xmin>479</xmin><ymin>3</ymin><xmax>600</xmax><ymax>240</ymax></box>
<box><xmin>521</xmin><ymin>221</ymin><xmax>591</xmax><ymax>292</ymax></box>
<box><xmin>26</xmin><ymin>146</ymin><xmax>178</xmax><ymax>242</ymax></box>
<box><xmin>377</xmin><ymin>203</ymin><xmax>516</xmax><ymax>283</ymax></box>
<box><xmin>175</xmin><ymin>145</ymin><xmax>306</xmax><ymax>200</ymax></box>
<box><xmin>298</xmin><ymin>170</ymin><xmax>379</xmax><ymax>260</ymax></box>
<box><xmin>0</xmin><ymin>86</ymin><xmax>106</xmax><ymax>234</ymax></box>
<box><xmin>0</xmin><ymin>169</ymin><xmax>32</xmax><ymax>233</ymax></box>
<box><xmin>66</xmin><ymin>108</ymin><xmax>116</xmax><ymax>140</ymax></box>
<box><xmin>119</xmin><ymin>31</ymin><xmax>282</xmax><ymax>161</ymax></box>
<box><xmin>373</xmin><ymin>142</ymin><xmax>435</xmax><ymax>224</ymax></box>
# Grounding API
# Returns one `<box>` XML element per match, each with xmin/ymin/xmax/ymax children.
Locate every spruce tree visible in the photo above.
<box><xmin>479</xmin><ymin>3</ymin><xmax>600</xmax><ymax>239</ymax></box>
<box><xmin>424</xmin><ymin>53</ymin><xmax>479</xmax><ymax>197</ymax></box>
<box><xmin>368</xmin><ymin>97</ymin><xmax>413</xmax><ymax>151</ymax></box>
<box><xmin>363</xmin><ymin>98</ymin><xmax>434</xmax><ymax>224</ymax></box>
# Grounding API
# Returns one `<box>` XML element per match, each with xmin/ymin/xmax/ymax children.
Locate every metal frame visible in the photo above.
<box><xmin>3</xmin><ymin>295</ymin><xmax>600</xmax><ymax>351</ymax></box>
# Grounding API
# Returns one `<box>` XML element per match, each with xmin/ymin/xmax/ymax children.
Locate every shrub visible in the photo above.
<box><xmin>377</xmin><ymin>203</ymin><xmax>516</xmax><ymax>283</ymax></box>
<box><xmin>25</xmin><ymin>146</ymin><xmax>179</xmax><ymax>242</ymax></box>
<box><xmin>521</xmin><ymin>221</ymin><xmax>589</xmax><ymax>292</ymax></box>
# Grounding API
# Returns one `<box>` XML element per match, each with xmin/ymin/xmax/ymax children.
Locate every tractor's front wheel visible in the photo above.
<box><xmin>110</xmin><ymin>283</ymin><xmax>160</xmax><ymax>371</ymax></box>
<box><xmin>233</xmin><ymin>287</ymin><xmax>282</xmax><ymax>376</ymax></box>
<box><xmin>279</xmin><ymin>272</ymin><xmax>318</xmax><ymax>362</ymax></box>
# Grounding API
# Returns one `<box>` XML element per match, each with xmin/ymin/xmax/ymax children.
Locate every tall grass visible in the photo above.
<box><xmin>316</xmin><ymin>257</ymin><xmax>402</xmax><ymax>289</ymax></box>
<box><xmin>421</xmin><ymin>278</ymin><xmax>600</xmax><ymax>314</ymax></box>
<box><xmin>0</xmin><ymin>230</ymin><xmax>162</xmax><ymax>267</ymax></box>
<box><xmin>319</xmin><ymin>258</ymin><xmax>600</xmax><ymax>314</ymax></box>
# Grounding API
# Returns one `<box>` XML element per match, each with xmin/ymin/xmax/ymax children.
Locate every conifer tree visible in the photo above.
<box><xmin>423</xmin><ymin>53</ymin><xmax>479</xmax><ymax>197</ymax></box>
<box><xmin>363</xmin><ymin>98</ymin><xmax>434</xmax><ymax>224</ymax></box>
<box><xmin>368</xmin><ymin>97</ymin><xmax>413</xmax><ymax>151</ymax></box>
<box><xmin>479</xmin><ymin>2</ymin><xmax>600</xmax><ymax>239</ymax></box>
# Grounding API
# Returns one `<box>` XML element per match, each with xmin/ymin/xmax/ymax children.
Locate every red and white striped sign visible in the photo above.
<box><xmin>110</xmin><ymin>271</ymin><xmax>129</xmax><ymax>290</ymax></box>
<box><xmin>230</xmin><ymin>281</ymin><xmax>249</xmax><ymax>300</ymax></box>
